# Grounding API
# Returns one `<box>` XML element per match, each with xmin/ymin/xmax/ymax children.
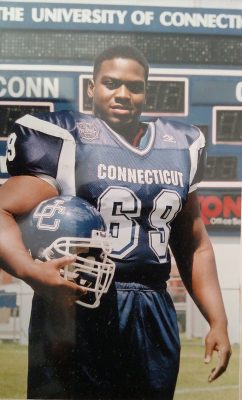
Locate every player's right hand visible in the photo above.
<box><xmin>26</xmin><ymin>255</ymin><xmax>87</xmax><ymax>308</ymax></box>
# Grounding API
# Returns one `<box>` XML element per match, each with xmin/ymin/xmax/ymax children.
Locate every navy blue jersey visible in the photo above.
<box><xmin>7</xmin><ymin>111</ymin><xmax>205</xmax><ymax>284</ymax></box>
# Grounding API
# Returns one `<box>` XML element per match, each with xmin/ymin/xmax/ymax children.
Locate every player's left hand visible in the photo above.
<box><xmin>204</xmin><ymin>326</ymin><xmax>231</xmax><ymax>382</ymax></box>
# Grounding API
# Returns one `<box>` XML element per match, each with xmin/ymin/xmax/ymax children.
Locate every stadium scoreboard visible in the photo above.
<box><xmin>1</xmin><ymin>69</ymin><xmax>241</xmax><ymax>182</ymax></box>
<box><xmin>0</xmin><ymin>2</ymin><xmax>241</xmax><ymax>233</ymax></box>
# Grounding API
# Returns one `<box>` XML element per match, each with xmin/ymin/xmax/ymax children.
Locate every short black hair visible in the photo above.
<box><xmin>93</xmin><ymin>45</ymin><xmax>149</xmax><ymax>81</ymax></box>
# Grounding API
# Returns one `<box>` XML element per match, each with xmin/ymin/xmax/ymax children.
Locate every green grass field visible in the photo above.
<box><xmin>175</xmin><ymin>337</ymin><xmax>240</xmax><ymax>400</ymax></box>
<box><xmin>0</xmin><ymin>342</ymin><xmax>28</xmax><ymax>399</ymax></box>
<box><xmin>0</xmin><ymin>338</ymin><xmax>239</xmax><ymax>399</ymax></box>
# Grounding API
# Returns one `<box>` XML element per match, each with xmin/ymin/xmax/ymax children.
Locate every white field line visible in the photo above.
<box><xmin>175</xmin><ymin>385</ymin><xmax>238</xmax><ymax>394</ymax></box>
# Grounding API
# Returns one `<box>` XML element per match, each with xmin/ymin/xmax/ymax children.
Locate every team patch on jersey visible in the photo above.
<box><xmin>77</xmin><ymin>122</ymin><xmax>99</xmax><ymax>141</ymax></box>
<box><xmin>162</xmin><ymin>134</ymin><xmax>176</xmax><ymax>143</ymax></box>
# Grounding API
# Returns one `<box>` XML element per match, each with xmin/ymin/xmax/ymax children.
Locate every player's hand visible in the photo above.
<box><xmin>26</xmin><ymin>255</ymin><xmax>87</xmax><ymax>307</ymax></box>
<box><xmin>204</xmin><ymin>326</ymin><xmax>231</xmax><ymax>382</ymax></box>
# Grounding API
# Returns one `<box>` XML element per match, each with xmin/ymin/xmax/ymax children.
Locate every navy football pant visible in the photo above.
<box><xmin>28</xmin><ymin>282</ymin><xmax>180</xmax><ymax>399</ymax></box>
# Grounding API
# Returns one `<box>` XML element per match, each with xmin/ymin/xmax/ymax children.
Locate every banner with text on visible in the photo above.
<box><xmin>1</xmin><ymin>3</ymin><xmax>242</xmax><ymax>35</ymax></box>
<box><xmin>198</xmin><ymin>188</ymin><xmax>241</xmax><ymax>234</ymax></box>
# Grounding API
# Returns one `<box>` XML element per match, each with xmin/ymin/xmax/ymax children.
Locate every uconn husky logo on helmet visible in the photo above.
<box><xmin>17</xmin><ymin>196</ymin><xmax>115</xmax><ymax>308</ymax></box>
<box><xmin>33</xmin><ymin>199</ymin><xmax>66</xmax><ymax>231</ymax></box>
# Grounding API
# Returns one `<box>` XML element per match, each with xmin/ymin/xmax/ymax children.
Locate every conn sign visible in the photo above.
<box><xmin>0</xmin><ymin>76</ymin><xmax>59</xmax><ymax>98</ymax></box>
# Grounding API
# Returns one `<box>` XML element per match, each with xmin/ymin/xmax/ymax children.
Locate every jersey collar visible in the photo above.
<box><xmin>101</xmin><ymin>120</ymin><xmax>156</xmax><ymax>156</ymax></box>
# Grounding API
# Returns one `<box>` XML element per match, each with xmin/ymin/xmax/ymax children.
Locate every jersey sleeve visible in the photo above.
<box><xmin>6</xmin><ymin>112</ymin><xmax>77</xmax><ymax>194</ymax></box>
<box><xmin>188</xmin><ymin>127</ymin><xmax>206</xmax><ymax>193</ymax></box>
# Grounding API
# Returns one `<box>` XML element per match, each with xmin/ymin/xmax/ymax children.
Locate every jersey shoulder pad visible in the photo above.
<box><xmin>6</xmin><ymin>110</ymin><xmax>75</xmax><ymax>178</ymax></box>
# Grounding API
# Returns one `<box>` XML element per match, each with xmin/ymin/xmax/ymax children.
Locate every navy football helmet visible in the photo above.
<box><xmin>17</xmin><ymin>196</ymin><xmax>115</xmax><ymax>308</ymax></box>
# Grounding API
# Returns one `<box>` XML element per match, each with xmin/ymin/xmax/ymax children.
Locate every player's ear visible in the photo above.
<box><xmin>87</xmin><ymin>79</ymin><xmax>95</xmax><ymax>98</ymax></box>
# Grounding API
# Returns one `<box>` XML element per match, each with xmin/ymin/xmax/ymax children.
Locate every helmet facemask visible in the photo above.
<box><xmin>42</xmin><ymin>230</ymin><xmax>115</xmax><ymax>308</ymax></box>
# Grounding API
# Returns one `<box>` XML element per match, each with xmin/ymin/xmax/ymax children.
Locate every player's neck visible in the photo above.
<box><xmin>112</xmin><ymin>121</ymin><xmax>145</xmax><ymax>145</ymax></box>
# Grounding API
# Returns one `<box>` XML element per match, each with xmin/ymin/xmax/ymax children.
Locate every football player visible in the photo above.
<box><xmin>0</xmin><ymin>45</ymin><xmax>231</xmax><ymax>399</ymax></box>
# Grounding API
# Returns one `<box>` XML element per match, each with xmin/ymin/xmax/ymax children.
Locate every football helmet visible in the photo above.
<box><xmin>17</xmin><ymin>195</ymin><xmax>115</xmax><ymax>308</ymax></box>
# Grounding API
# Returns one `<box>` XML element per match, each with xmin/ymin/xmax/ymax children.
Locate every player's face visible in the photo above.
<box><xmin>88</xmin><ymin>58</ymin><xmax>146</xmax><ymax>133</ymax></box>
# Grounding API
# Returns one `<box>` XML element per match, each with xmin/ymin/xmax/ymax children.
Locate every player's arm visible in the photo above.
<box><xmin>169</xmin><ymin>191</ymin><xmax>231</xmax><ymax>382</ymax></box>
<box><xmin>0</xmin><ymin>176</ymin><xmax>86</xmax><ymax>307</ymax></box>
